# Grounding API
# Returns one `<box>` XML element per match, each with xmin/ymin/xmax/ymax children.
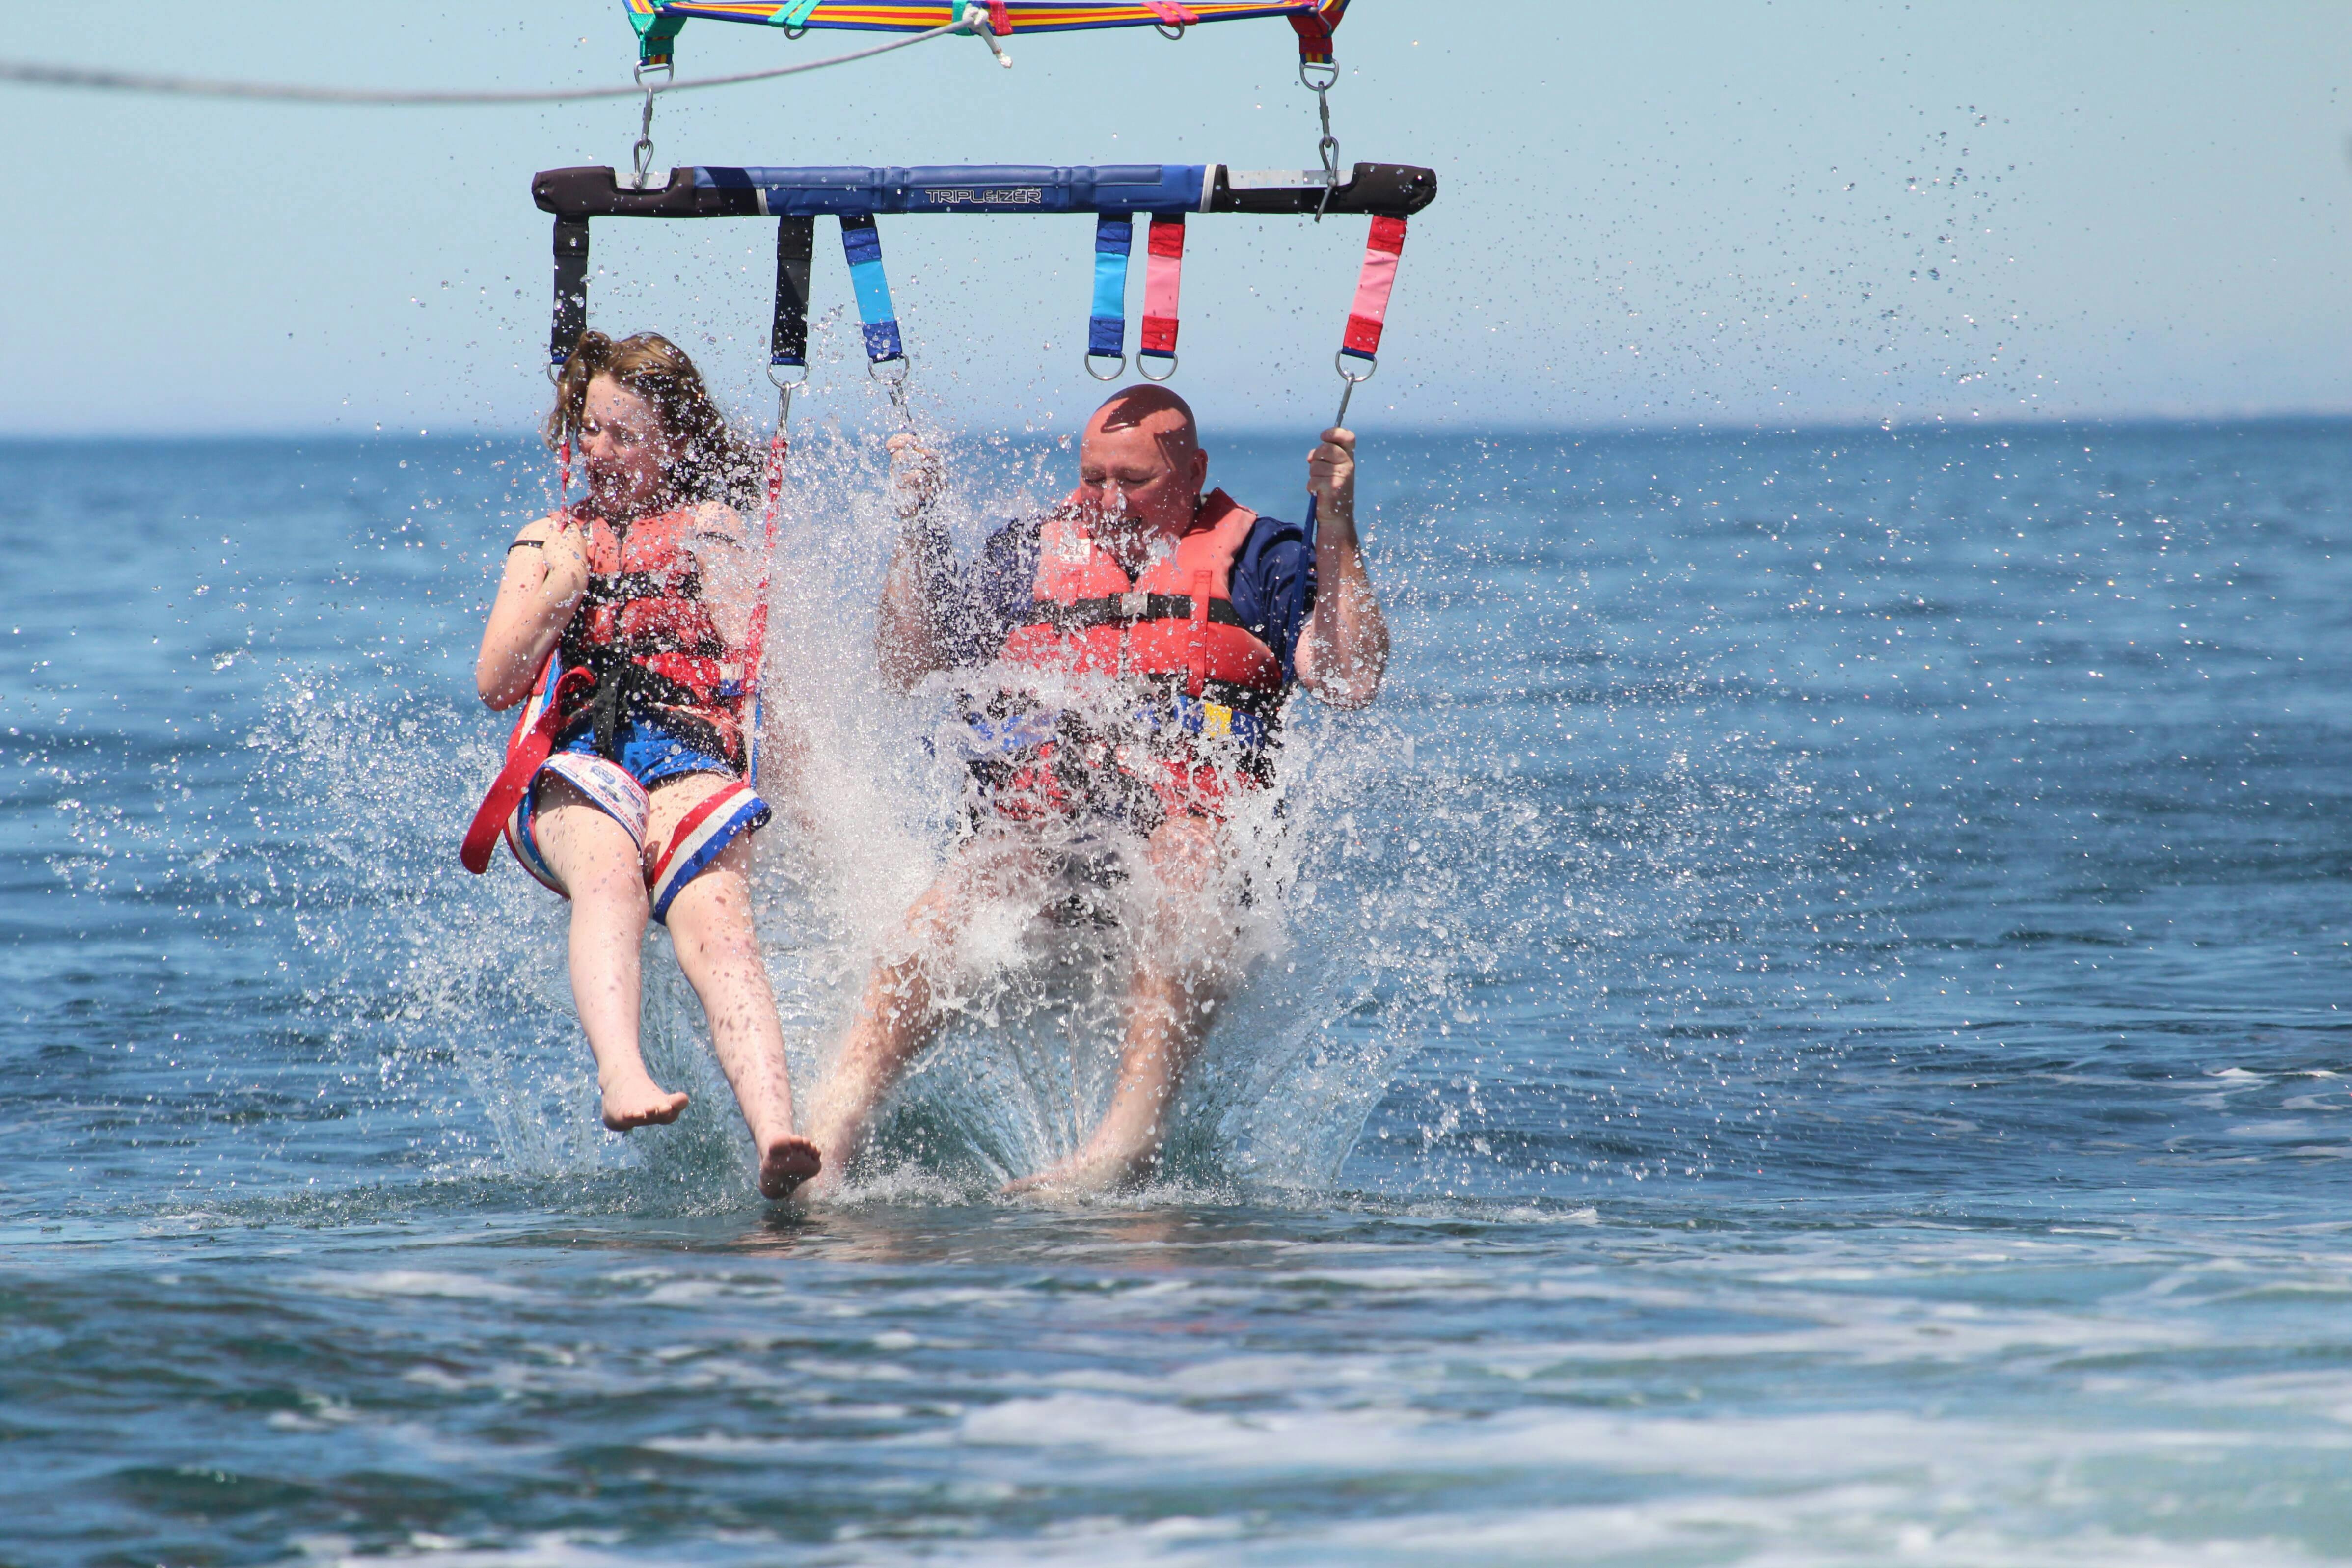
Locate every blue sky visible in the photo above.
<box><xmin>5</xmin><ymin>2</ymin><xmax>2350</xmax><ymax>434</ymax></box>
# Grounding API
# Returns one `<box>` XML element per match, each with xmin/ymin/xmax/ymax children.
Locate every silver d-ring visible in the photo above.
<box><xmin>1299</xmin><ymin>60</ymin><xmax>1339</xmax><ymax>93</ymax></box>
<box><xmin>1138</xmin><ymin>351</ymin><xmax>1179</xmax><ymax>382</ymax></box>
<box><xmin>869</xmin><ymin>355</ymin><xmax>912</xmax><ymax>387</ymax></box>
<box><xmin>1085</xmin><ymin>352</ymin><xmax>1127</xmax><ymax>382</ymax></box>
<box><xmin>545</xmin><ymin>359</ymin><xmax>567</xmax><ymax>386</ymax></box>
<box><xmin>766</xmin><ymin>362</ymin><xmax>810</xmax><ymax>392</ymax></box>
<box><xmin>1155</xmin><ymin>20</ymin><xmax>1187</xmax><ymax>40</ymax></box>
<box><xmin>1334</xmin><ymin>349</ymin><xmax>1377</xmax><ymax>385</ymax></box>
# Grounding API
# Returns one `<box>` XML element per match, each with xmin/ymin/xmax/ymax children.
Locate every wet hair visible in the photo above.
<box><xmin>545</xmin><ymin>331</ymin><xmax>758</xmax><ymax>510</ymax></box>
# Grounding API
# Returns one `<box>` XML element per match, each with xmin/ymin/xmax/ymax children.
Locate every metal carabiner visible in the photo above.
<box><xmin>1332</xmin><ymin>349</ymin><xmax>1376</xmax><ymax>428</ymax></box>
<box><xmin>869</xmin><ymin>355</ymin><xmax>917</xmax><ymax>427</ymax></box>
<box><xmin>626</xmin><ymin>61</ymin><xmax>672</xmax><ymax>189</ymax></box>
<box><xmin>1298</xmin><ymin>61</ymin><xmax>1343</xmax><ymax>221</ymax></box>
<box><xmin>766</xmin><ymin>362</ymin><xmax>809</xmax><ymax>427</ymax></box>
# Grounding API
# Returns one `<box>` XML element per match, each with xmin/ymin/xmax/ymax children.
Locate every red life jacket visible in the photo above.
<box><xmin>980</xmin><ymin>489</ymin><xmax>1287</xmax><ymax>823</ymax></box>
<box><xmin>557</xmin><ymin>504</ymin><xmax>750</xmax><ymax>767</ymax></box>
<box><xmin>1001</xmin><ymin>487</ymin><xmax>1286</xmax><ymax>713</ymax></box>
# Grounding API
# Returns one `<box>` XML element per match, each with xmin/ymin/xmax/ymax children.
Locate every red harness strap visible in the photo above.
<box><xmin>460</xmin><ymin>666</ymin><xmax>595</xmax><ymax>875</ymax></box>
<box><xmin>1342</xmin><ymin>214</ymin><xmax>1408</xmax><ymax>364</ymax></box>
<box><xmin>1288</xmin><ymin>0</ymin><xmax>1349</xmax><ymax>66</ymax></box>
<box><xmin>1138</xmin><ymin>213</ymin><xmax>1186</xmax><ymax>377</ymax></box>
<box><xmin>735</xmin><ymin>420</ymin><xmax>790</xmax><ymax>780</ymax></box>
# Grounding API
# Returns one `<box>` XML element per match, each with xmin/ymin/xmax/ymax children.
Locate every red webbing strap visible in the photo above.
<box><xmin>460</xmin><ymin>666</ymin><xmax>594</xmax><ymax>874</ymax></box>
<box><xmin>989</xmin><ymin>1</ymin><xmax>1012</xmax><ymax>33</ymax></box>
<box><xmin>1341</xmin><ymin>214</ymin><xmax>1407</xmax><ymax>361</ymax></box>
<box><xmin>1139</xmin><ymin>213</ymin><xmax>1186</xmax><ymax>364</ymax></box>
<box><xmin>734</xmin><ymin>422</ymin><xmax>791</xmax><ymax>781</ymax></box>
<box><xmin>1144</xmin><ymin>1</ymin><xmax>1202</xmax><ymax>23</ymax></box>
<box><xmin>1288</xmin><ymin>0</ymin><xmax>1349</xmax><ymax>65</ymax></box>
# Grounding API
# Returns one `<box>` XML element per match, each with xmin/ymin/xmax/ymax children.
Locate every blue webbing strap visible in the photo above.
<box><xmin>1087</xmin><ymin>213</ymin><xmax>1132</xmax><ymax>374</ymax></box>
<box><xmin>838</xmin><ymin>213</ymin><xmax>904</xmax><ymax>364</ymax></box>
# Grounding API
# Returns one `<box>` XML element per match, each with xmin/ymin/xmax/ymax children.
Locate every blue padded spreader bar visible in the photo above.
<box><xmin>697</xmin><ymin>164</ymin><xmax>1209</xmax><ymax>217</ymax></box>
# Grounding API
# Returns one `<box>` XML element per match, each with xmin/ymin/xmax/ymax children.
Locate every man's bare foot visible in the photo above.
<box><xmin>757</xmin><ymin>1134</ymin><xmax>823</xmax><ymax>1202</ymax></box>
<box><xmin>600</xmin><ymin>1074</ymin><xmax>690</xmax><ymax>1131</ymax></box>
<box><xmin>1003</xmin><ymin>1149</ymin><xmax>1153</xmax><ymax>1197</ymax></box>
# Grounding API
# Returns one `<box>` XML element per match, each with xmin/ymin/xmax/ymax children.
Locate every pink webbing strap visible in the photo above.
<box><xmin>1139</xmin><ymin>213</ymin><xmax>1186</xmax><ymax>371</ymax></box>
<box><xmin>1341</xmin><ymin>214</ymin><xmax>1408</xmax><ymax>363</ymax></box>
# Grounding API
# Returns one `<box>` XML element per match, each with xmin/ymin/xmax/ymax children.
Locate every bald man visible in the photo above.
<box><xmin>803</xmin><ymin>388</ymin><xmax>1388</xmax><ymax>1193</ymax></box>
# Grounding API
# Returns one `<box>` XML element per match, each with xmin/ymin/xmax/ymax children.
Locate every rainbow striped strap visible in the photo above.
<box><xmin>1139</xmin><ymin>213</ymin><xmax>1185</xmax><ymax>361</ymax></box>
<box><xmin>1287</xmin><ymin>0</ymin><xmax>1349</xmax><ymax>65</ymax></box>
<box><xmin>839</xmin><ymin>213</ymin><xmax>903</xmax><ymax>363</ymax></box>
<box><xmin>1340</xmin><ymin>213</ymin><xmax>1406</xmax><ymax>363</ymax></box>
<box><xmin>1088</xmin><ymin>214</ymin><xmax>1133</xmax><ymax>360</ymax></box>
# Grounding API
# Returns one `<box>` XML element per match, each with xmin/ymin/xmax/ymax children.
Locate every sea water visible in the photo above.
<box><xmin>5</xmin><ymin>419</ymin><xmax>2352</xmax><ymax>1564</ymax></box>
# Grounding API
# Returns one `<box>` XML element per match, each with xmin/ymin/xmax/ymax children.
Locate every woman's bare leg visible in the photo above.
<box><xmin>532</xmin><ymin>779</ymin><xmax>688</xmax><ymax>1130</ymax></box>
<box><xmin>649</xmin><ymin>778</ymin><xmax>821</xmax><ymax>1200</ymax></box>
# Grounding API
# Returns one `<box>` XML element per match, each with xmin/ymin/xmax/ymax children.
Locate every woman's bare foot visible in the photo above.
<box><xmin>600</xmin><ymin>1073</ymin><xmax>690</xmax><ymax>1131</ymax></box>
<box><xmin>758</xmin><ymin>1134</ymin><xmax>823</xmax><ymax>1202</ymax></box>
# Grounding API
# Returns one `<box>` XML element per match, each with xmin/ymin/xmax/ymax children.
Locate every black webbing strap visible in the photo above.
<box><xmin>551</xmin><ymin>216</ymin><xmax>591</xmax><ymax>366</ymax></box>
<box><xmin>771</xmin><ymin>216</ymin><xmax>815</xmax><ymax>370</ymax></box>
<box><xmin>1027</xmin><ymin>594</ymin><xmax>1245</xmax><ymax>633</ymax></box>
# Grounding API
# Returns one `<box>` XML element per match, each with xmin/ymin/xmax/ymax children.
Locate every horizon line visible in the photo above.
<box><xmin>8</xmin><ymin>408</ymin><xmax>2352</xmax><ymax>445</ymax></box>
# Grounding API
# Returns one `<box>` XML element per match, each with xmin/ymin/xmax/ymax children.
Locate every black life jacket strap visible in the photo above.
<box><xmin>582</xmin><ymin>567</ymin><xmax>702</xmax><ymax>607</ymax></box>
<box><xmin>1019</xmin><ymin>593</ymin><xmax>1245</xmax><ymax>634</ymax></box>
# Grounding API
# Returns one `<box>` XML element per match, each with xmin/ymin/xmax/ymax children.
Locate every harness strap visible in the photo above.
<box><xmin>739</xmin><ymin>395</ymin><xmax>792</xmax><ymax>782</ymax></box>
<box><xmin>839</xmin><ymin>213</ymin><xmax>904</xmax><ymax>364</ymax></box>
<box><xmin>1087</xmin><ymin>213</ymin><xmax>1133</xmax><ymax>376</ymax></box>
<box><xmin>550</xmin><ymin>217</ymin><xmax>590</xmax><ymax>369</ymax></box>
<box><xmin>461</xmin><ymin>667</ymin><xmax>596</xmax><ymax>875</ymax></box>
<box><xmin>568</xmin><ymin>656</ymin><xmax>729</xmax><ymax>762</ymax></box>
<box><xmin>771</xmin><ymin>215</ymin><xmax>815</xmax><ymax>370</ymax></box>
<box><xmin>1138</xmin><ymin>213</ymin><xmax>1185</xmax><ymax>374</ymax></box>
<box><xmin>1341</xmin><ymin>213</ymin><xmax>1407</xmax><ymax>364</ymax></box>
<box><xmin>1188</xmin><ymin>568</ymin><xmax>1211</xmax><ymax>697</ymax></box>
<box><xmin>581</xmin><ymin>567</ymin><xmax>702</xmax><ymax>605</ymax></box>
<box><xmin>1288</xmin><ymin>0</ymin><xmax>1350</xmax><ymax>66</ymax></box>
<box><xmin>1021</xmin><ymin>593</ymin><xmax>1247</xmax><ymax>633</ymax></box>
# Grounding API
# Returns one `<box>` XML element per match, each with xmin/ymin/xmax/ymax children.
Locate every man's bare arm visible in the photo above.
<box><xmin>875</xmin><ymin>435</ymin><xmax>954</xmax><ymax>692</ymax></box>
<box><xmin>1294</xmin><ymin>427</ymin><xmax>1389</xmax><ymax>708</ymax></box>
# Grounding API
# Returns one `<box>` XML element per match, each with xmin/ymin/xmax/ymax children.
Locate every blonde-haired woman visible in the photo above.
<box><xmin>474</xmin><ymin>331</ymin><xmax>818</xmax><ymax>1198</ymax></box>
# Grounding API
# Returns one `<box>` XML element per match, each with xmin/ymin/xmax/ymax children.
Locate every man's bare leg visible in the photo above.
<box><xmin>1010</xmin><ymin>813</ymin><xmax>1235</xmax><ymax>1193</ymax></box>
<box><xmin>533</xmin><ymin>779</ymin><xmax>689</xmax><ymax>1130</ymax></box>
<box><xmin>803</xmin><ymin>832</ymin><xmax>1044</xmax><ymax>1194</ymax></box>
<box><xmin>652</xmin><ymin>780</ymin><xmax>821</xmax><ymax>1200</ymax></box>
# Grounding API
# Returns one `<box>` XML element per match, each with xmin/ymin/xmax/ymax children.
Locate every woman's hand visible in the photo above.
<box><xmin>540</xmin><ymin>518</ymin><xmax>591</xmax><ymax>608</ymax></box>
<box><xmin>477</xmin><ymin>514</ymin><xmax>588</xmax><ymax>710</ymax></box>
